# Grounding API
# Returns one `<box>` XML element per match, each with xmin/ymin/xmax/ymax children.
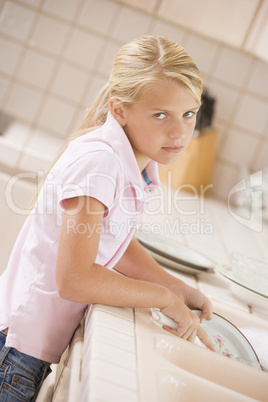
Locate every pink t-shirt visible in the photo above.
<box><xmin>0</xmin><ymin>112</ymin><xmax>160</xmax><ymax>363</ymax></box>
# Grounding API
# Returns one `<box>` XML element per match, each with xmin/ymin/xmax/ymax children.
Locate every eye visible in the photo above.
<box><xmin>154</xmin><ymin>112</ymin><xmax>167</xmax><ymax>120</ymax></box>
<box><xmin>183</xmin><ymin>111</ymin><xmax>196</xmax><ymax>118</ymax></box>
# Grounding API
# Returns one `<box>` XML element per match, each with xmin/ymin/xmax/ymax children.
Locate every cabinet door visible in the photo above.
<box><xmin>244</xmin><ymin>0</ymin><xmax>268</xmax><ymax>62</ymax></box>
<box><xmin>157</xmin><ymin>0</ymin><xmax>260</xmax><ymax>47</ymax></box>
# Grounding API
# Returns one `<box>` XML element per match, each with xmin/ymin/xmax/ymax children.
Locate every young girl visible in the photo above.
<box><xmin>0</xmin><ymin>35</ymin><xmax>215</xmax><ymax>401</ymax></box>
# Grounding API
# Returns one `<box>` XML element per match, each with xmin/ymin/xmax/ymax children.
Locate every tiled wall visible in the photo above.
<box><xmin>0</xmin><ymin>0</ymin><xmax>268</xmax><ymax>199</ymax></box>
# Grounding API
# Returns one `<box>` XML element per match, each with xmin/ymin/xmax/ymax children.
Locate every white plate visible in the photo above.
<box><xmin>215</xmin><ymin>263</ymin><xmax>268</xmax><ymax>298</ymax></box>
<box><xmin>145</xmin><ymin>250</ymin><xmax>211</xmax><ymax>275</ymax></box>
<box><xmin>194</xmin><ymin>310</ymin><xmax>262</xmax><ymax>370</ymax></box>
<box><xmin>230</xmin><ymin>253</ymin><xmax>268</xmax><ymax>296</ymax></box>
<box><xmin>136</xmin><ymin>232</ymin><xmax>215</xmax><ymax>274</ymax></box>
<box><xmin>215</xmin><ymin>264</ymin><xmax>268</xmax><ymax>315</ymax></box>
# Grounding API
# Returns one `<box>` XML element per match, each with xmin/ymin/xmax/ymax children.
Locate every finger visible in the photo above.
<box><xmin>197</xmin><ymin>325</ymin><xmax>216</xmax><ymax>351</ymax></box>
<box><xmin>180</xmin><ymin>325</ymin><xmax>196</xmax><ymax>340</ymax></box>
<box><xmin>199</xmin><ymin>300</ymin><xmax>213</xmax><ymax>323</ymax></box>
<box><xmin>176</xmin><ymin>314</ymin><xmax>199</xmax><ymax>338</ymax></box>
<box><xmin>162</xmin><ymin>323</ymin><xmax>192</xmax><ymax>339</ymax></box>
<box><xmin>163</xmin><ymin>324</ymin><xmax>198</xmax><ymax>345</ymax></box>
<box><xmin>162</xmin><ymin>325</ymin><xmax>180</xmax><ymax>337</ymax></box>
<box><xmin>186</xmin><ymin>328</ymin><xmax>198</xmax><ymax>343</ymax></box>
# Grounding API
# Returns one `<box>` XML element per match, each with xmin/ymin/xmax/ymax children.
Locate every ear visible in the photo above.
<box><xmin>109</xmin><ymin>98</ymin><xmax>128</xmax><ymax>127</ymax></box>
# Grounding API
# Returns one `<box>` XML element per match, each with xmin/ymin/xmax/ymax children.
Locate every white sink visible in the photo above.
<box><xmin>135</xmin><ymin>307</ymin><xmax>268</xmax><ymax>402</ymax></box>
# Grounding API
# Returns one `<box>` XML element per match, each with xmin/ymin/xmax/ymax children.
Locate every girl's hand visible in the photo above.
<box><xmin>160</xmin><ymin>297</ymin><xmax>216</xmax><ymax>351</ymax></box>
<box><xmin>175</xmin><ymin>283</ymin><xmax>213</xmax><ymax>323</ymax></box>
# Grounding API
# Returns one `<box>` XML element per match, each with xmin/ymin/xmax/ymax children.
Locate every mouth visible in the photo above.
<box><xmin>162</xmin><ymin>146</ymin><xmax>183</xmax><ymax>154</ymax></box>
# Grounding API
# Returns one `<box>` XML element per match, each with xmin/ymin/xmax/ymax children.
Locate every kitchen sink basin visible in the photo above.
<box><xmin>135</xmin><ymin>308</ymin><xmax>268</xmax><ymax>402</ymax></box>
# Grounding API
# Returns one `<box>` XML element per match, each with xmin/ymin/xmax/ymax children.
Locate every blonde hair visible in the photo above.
<box><xmin>70</xmin><ymin>35</ymin><xmax>203</xmax><ymax>141</ymax></box>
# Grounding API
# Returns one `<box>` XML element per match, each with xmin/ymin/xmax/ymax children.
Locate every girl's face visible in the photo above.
<box><xmin>115</xmin><ymin>81</ymin><xmax>200</xmax><ymax>171</ymax></box>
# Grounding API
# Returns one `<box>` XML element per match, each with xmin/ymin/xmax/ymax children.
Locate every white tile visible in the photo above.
<box><xmin>213</xmin><ymin>120</ymin><xmax>227</xmax><ymax>153</ymax></box>
<box><xmin>233</xmin><ymin>95</ymin><xmax>268</xmax><ymax>135</ymax></box>
<box><xmin>38</xmin><ymin>96</ymin><xmax>76</xmax><ymax>137</ymax></box>
<box><xmin>117</xmin><ymin>0</ymin><xmax>158</xmax><ymax>12</ymax></box>
<box><xmin>88</xmin><ymin>359</ymin><xmax>137</xmax><ymax>391</ymax></box>
<box><xmin>17</xmin><ymin>49</ymin><xmax>56</xmax><ymax>90</ymax></box>
<box><xmin>252</xmin><ymin>139</ymin><xmax>268</xmax><ymax>172</ymax></box>
<box><xmin>64</xmin><ymin>28</ymin><xmax>103</xmax><ymax>70</ymax></box>
<box><xmin>112</xmin><ymin>6</ymin><xmax>152</xmax><ymax>43</ymax></box>
<box><xmin>150</xmin><ymin>19</ymin><xmax>186</xmax><ymax>45</ymax></box>
<box><xmin>0</xmin><ymin>37</ymin><xmax>22</xmax><ymax>76</ymax></box>
<box><xmin>247</xmin><ymin>58</ymin><xmax>268</xmax><ymax>99</ymax></box>
<box><xmin>0</xmin><ymin>75</ymin><xmax>9</xmax><ymax>104</ymax></box>
<box><xmin>207</xmin><ymin>80</ymin><xmax>240</xmax><ymax>122</ymax></box>
<box><xmin>51</xmin><ymin>63</ymin><xmax>89</xmax><ymax>103</ymax></box>
<box><xmin>87</xmin><ymin>310</ymin><xmax>135</xmax><ymax>336</ymax></box>
<box><xmin>4</xmin><ymin>83</ymin><xmax>42</xmax><ymax>122</ymax></box>
<box><xmin>82</xmin><ymin>75</ymin><xmax>108</xmax><ymax>106</ymax></box>
<box><xmin>18</xmin><ymin>0</ymin><xmax>43</xmax><ymax>7</ymax></box>
<box><xmin>43</xmin><ymin>0</ymin><xmax>81</xmax><ymax>22</ymax></box>
<box><xmin>3</xmin><ymin>121</ymin><xmax>30</xmax><ymax>146</ymax></box>
<box><xmin>30</xmin><ymin>14</ymin><xmax>69</xmax><ymax>55</ymax></box>
<box><xmin>158</xmin><ymin>0</ymin><xmax>259</xmax><ymax>48</ymax></box>
<box><xmin>18</xmin><ymin>150</ymin><xmax>51</xmax><ymax>172</ymax></box>
<box><xmin>87</xmin><ymin>340</ymin><xmax>136</xmax><ymax>371</ymax></box>
<box><xmin>212</xmin><ymin>161</ymin><xmax>241</xmax><ymax>201</ymax></box>
<box><xmin>88</xmin><ymin>325</ymin><xmax>136</xmax><ymax>353</ymax></box>
<box><xmin>212</xmin><ymin>47</ymin><xmax>253</xmax><ymax>88</ymax></box>
<box><xmin>221</xmin><ymin>128</ymin><xmax>259</xmax><ymax>166</ymax></box>
<box><xmin>26</xmin><ymin>129</ymin><xmax>63</xmax><ymax>156</ymax></box>
<box><xmin>92</xmin><ymin>304</ymin><xmax>134</xmax><ymax>321</ymax></box>
<box><xmin>0</xmin><ymin>138</ymin><xmax>21</xmax><ymax>168</ymax></box>
<box><xmin>67</xmin><ymin>107</ymin><xmax>85</xmax><ymax>133</ymax></box>
<box><xmin>78</xmin><ymin>0</ymin><xmax>118</xmax><ymax>35</ymax></box>
<box><xmin>184</xmin><ymin>34</ymin><xmax>219</xmax><ymax>76</ymax></box>
<box><xmin>0</xmin><ymin>1</ymin><xmax>36</xmax><ymax>41</ymax></box>
<box><xmin>98</xmin><ymin>41</ymin><xmax>120</xmax><ymax>76</ymax></box>
<box><xmin>85</xmin><ymin>378</ymin><xmax>138</xmax><ymax>402</ymax></box>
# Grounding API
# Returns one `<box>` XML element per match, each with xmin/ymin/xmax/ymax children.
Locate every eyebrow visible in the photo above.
<box><xmin>150</xmin><ymin>106</ymin><xmax>200</xmax><ymax>112</ymax></box>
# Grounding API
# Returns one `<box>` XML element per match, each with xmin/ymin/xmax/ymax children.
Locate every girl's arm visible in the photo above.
<box><xmin>114</xmin><ymin>237</ymin><xmax>213</xmax><ymax>323</ymax></box>
<box><xmin>55</xmin><ymin>196</ymin><xmax>215</xmax><ymax>350</ymax></box>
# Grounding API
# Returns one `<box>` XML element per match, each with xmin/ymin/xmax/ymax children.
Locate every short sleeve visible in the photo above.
<box><xmin>58</xmin><ymin>149</ymin><xmax>121</xmax><ymax>215</ymax></box>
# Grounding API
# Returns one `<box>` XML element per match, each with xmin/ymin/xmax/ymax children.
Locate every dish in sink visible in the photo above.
<box><xmin>136</xmin><ymin>232</ymin><xmax>215</xmax><ymax>274</ymax></box>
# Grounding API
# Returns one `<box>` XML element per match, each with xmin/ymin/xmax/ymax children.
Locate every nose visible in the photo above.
<box><xmin>168</xmin><ymin>119</ymin><xmax>185</xmax><ymax>140</ymax></box>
